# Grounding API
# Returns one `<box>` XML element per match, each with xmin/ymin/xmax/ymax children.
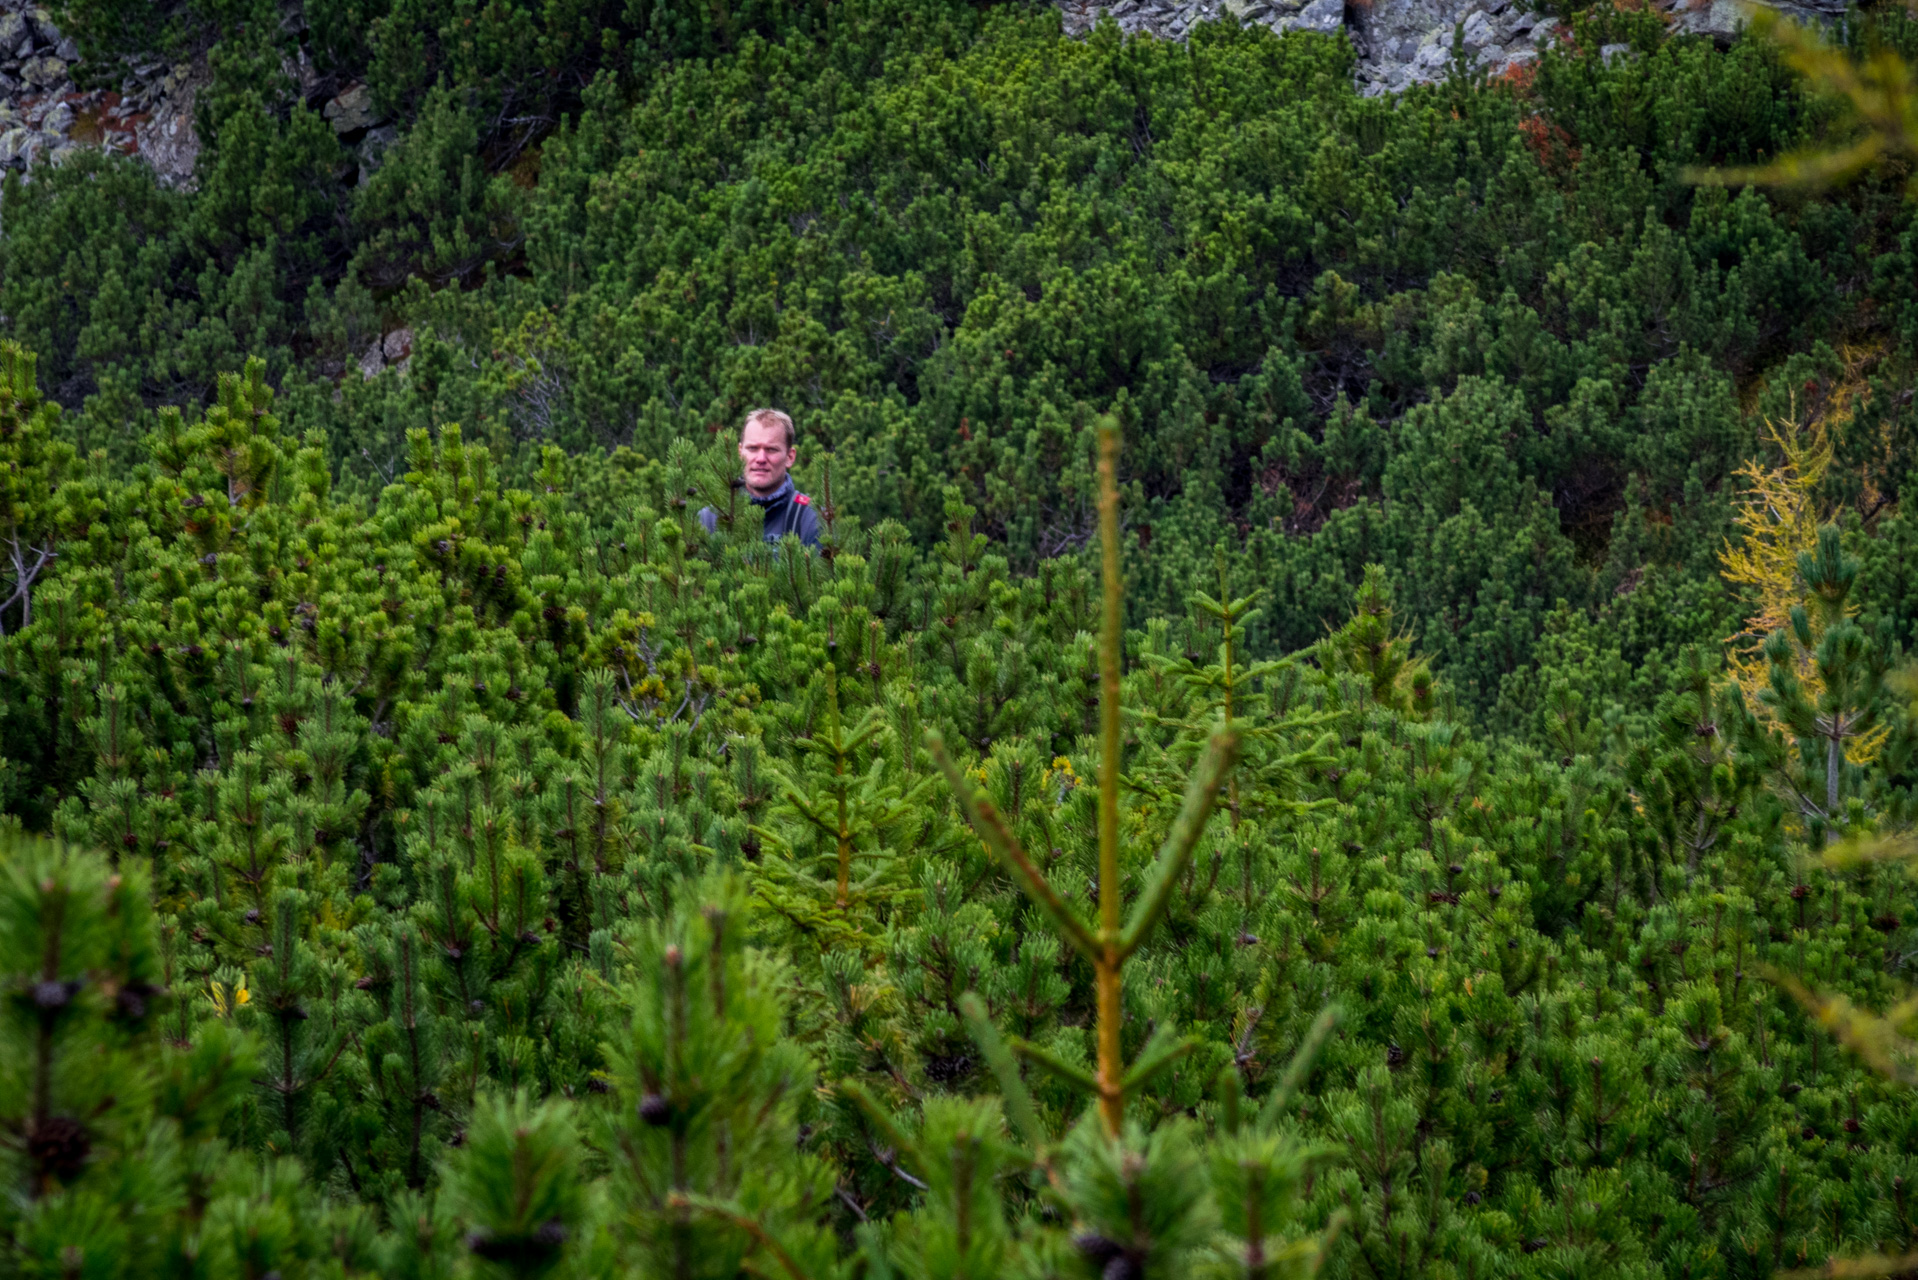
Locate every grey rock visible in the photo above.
<box><xmin>1661</xmin><ymin>0</ymin><xmax>1841</xmax><ymax>38</ymax></box>
<box><xmin>1666</xmin><ymin>0</ymin><xmax>1740</xmax><ymax>35</ymax></box>
<box><xmin>358</xmin><ymin>122</ymin><xmax>399</xmax><ymax>173</ymax></box>
<box><xmin>382</xmin><ymin>327</ymin><xmax>414</xmax><ymax>362</ymax></box>
<box><xmin>19</xmin><ymin>53</ymin><xmax>61</xmax><ymax>86</ymax></box>
<box><xmin>324</xmin><ymin>82</ymin><xmax>376</xmax><ymax>134</ymax></box>
<box><xmin>1461</xmin><ymin>8</ymin><xmax>1494</xmax><ymax>50</ymax></box>
<box><xmin>0</xmin><ymin>13</ymin><xmax>25</xmax><ymax>48</ymax></box>
<box><xmin>0</xmin><ymin>124</ymin><xmax>29</xmax><ymax>163</ymax></box>
<box><xmin>53</xmin><ymin>36</ymin><xmax>76</xmax><ymax>63</ymax></box>
<box><xmin>14</xmin><ymin>37</ymin><xmax>31</xmax><ymax>60</ymax></box>
<box><xmin>39</xmin><ymin>99</ymin><xmax>68</xmax><ymax>133</ymax></box>
<box><xmin>359</xmin><ymin>342</ymin><xmax>384</xmax><ymax>380</ymax></box>
<box><xmin>134</xmin><ymin>71</ymin><xmax>202</xmax><ymax>190</ymax></box>
<box><xmin>1598</xmin><ymin>40</ymin><xmax>1631</xmax><ymax>63</ymax></box>
<box><xmin>1057</xmin><ymin>0</ymin><xmax>1858</xmax><ymax>96</ymax></box>
<box><xmin>1227</xmin><ymin>0</ymin><xmax>1342</xmax><ymax>32</ymax></box>
<box><xmin>1292</xmin><ymin>0</ymin><xmax>1344</xmax><ymax>34</ymax></box>
<box><xmin>284</xmin><ymin>48</ymin><xmax>320</xmax><ymax>99</ymax></box>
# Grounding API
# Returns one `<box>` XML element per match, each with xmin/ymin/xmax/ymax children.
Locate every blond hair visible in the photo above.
<box><xmin>742</xmin><ymin>407</ymin><xmax>795</xmax><ymax>449</ymax></box>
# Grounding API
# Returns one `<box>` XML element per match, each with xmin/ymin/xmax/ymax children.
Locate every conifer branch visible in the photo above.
<box><xmin>1778</xmin><ymin>1252</ymin><xmax>1918</xmax><ymax>1280</ymax></box>
<box><xmin>666</xmin><ymin>1193</ymin><xmax>816</xmax><ymax>1280</ymax></box>
<box><xmin>1256</xmin><ymin>1006</ymin><xmax>1342</xmax><ymax>1130</ymax></box>
<box><xmin>836</xmin><ymin>1079</ymin><xmax>923</xmax><ymax>1179</ymax></box>
<box><xmin>1120</xmin><ymin>729</ymin><xmax>1240</xmax><ymax>958</ymax></box>
<box><xmin>1008</xmin><ymin>1037</ymin><xmax>1101</xmax><ymax>1095</ymax></box>
<box><xmin>1095</xmin><ymin>419</ymin><xmax>1125</xmax><ymax>1137</ymax></box>
<box><xmin>1120</xmin><ymin>1026</ymin><xmax>1196</xmax><ymax>1097</ymax></box>
<box><xmin>958</xmin><ymin>992</ymin><xmax>1044</xmax><ymax>1149</ymax></box>
<box><xmin>927</xmin><ymin>732</ymin><xmax>1099</xmax><ymax>962</ymax></box>
<box><xmin>1216</xmin><ymin>1063</ymin><xmax>1243</xmax><ymax>1136</ymax></box>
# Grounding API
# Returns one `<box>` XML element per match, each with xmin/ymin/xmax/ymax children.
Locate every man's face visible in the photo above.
<box><xmin>739</xmin><ymin>419</ymin><xmax>796</xmax><ymax>496</ymax></box>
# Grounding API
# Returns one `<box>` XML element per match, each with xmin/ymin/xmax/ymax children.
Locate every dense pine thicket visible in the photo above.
<box><xmin>21</xmin><ymin>0</ymin><xmax>1918</xmax><ymax>722</ymax></box>
<box><xmin>6</xmin><ymin>0</ymin><xmax>1918</xmax><ymax>1277</ymax></box>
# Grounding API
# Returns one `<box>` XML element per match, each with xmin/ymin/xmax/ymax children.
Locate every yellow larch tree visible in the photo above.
<box><xmin>1720</xmin><ymin>396</ymin><xmax>1836</xmax><ymax>701</ymax></box>
<box><xmin>1720</xmin><ymin>346</ymin><xmax>1890</xmax><ymax>775</ymax></box>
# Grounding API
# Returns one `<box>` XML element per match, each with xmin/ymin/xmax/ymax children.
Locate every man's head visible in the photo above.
<box><xmin>738</xmin><ymin>408</ymin><xmax>797</xmax><ymax>497</ymax></box>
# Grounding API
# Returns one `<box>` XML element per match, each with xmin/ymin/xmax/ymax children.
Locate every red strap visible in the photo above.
<box><xmin>794</xmin><ymin>493</ymin><xmax>811</xmax><ymax>505</ymax></box>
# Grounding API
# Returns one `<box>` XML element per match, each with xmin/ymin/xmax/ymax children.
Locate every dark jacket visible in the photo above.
<box><xmin>699</xmin><ymin>476</ymin><xmax>822</xmax><ymax>548</ymax></box>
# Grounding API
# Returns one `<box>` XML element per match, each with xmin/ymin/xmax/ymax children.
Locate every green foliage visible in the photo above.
<box><xmin>0</xmin><ymin>322</ymin><xmax>1912</xmax><ymax>1276</ymax></box>
<box><xmin>11</xmin><ymin>0</ymin><xmax>1918</xmax><ymax>1274</ymax></box>
<box><xmin>0</xmin><ymin>830</ymin><xmax>347</xmax><ymax>1280</ymax></box>
<box><xmin>446</xmin><ymin>1091</ymin><xmax>587</xmax><ymax>1279</ymax></box>
<box><xmin>27</xmin><ymin>0</ymin><xmax>1918</xmax><ymax>723</ymax></box>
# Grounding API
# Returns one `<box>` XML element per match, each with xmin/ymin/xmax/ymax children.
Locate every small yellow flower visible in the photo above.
<box><xmin>206</xmin><ymin>978</ymin><xmax>249</xmax><ymax>1017</ymax></box>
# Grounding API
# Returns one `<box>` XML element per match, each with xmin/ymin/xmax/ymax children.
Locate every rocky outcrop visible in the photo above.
<box><xmin>0</xmin><ymin>1</ymin><xmax>205</xmax><ymax>184</ymax></box>
<box><xmin>128</xmin><ymin>62</ymin><xmax>205</xmax><ymax>188</ymax></box>
<box><xmin>0</xmin><ymin>0</ymin><xmax>404</xmax><ymax>189</ymax></box>
<box><xmin>1057</xmin><ymin>0</ymin><xmax>1849</xmax><ymax>95</ymax></box>
<box><xmin>358</xmin><ymin>326</ymin><xmax>413</xmax><ymax>380</ymax></box>
<box><xmin>0</xmin><ymin>0</ymin><xmax>1848</xmax><ymax>186</ymax></box>
<box><xmin>1348</xmin><ymin>0</ymin><xmax>1552</xmax><ymax>93</ymax></box>
<box><xmin>320</xmin><ymin>81</ymin><xmax>401</xmax><ymax>179</ymax></box>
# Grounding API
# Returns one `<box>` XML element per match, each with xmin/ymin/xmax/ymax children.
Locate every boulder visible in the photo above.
<box><xmin>1058</xmin><ymin>0</ymin><xmax>1231</xmax><ymax>38</ymax></box>
<box><xmin>324</xmin><ymin>83</ymin><xmax>377</xmax><ymax>134</ymax></box>
<box><xmin>1460</xmin><ymin>8</ymin><xmax>1495</xmax><ymax>50</ymax></box>
<box><xmin>1226</xmin><ymin>0</ymin><xmax>1344</xmax><ymax>34</ymax></box>
<box><xmin>134</xmin><ymin>76</ymin><xmax>202</xmax><ymax>189</ymax></box>
<box><xmin>19</xmin><ymin>54</ymin><xmax>63</xmax><ymax>87</ymax></box>
<box><xmin>1058</xmin><ymin>0</ymin><xmax>1856</xmax><ymax>94</ymax></box>
<box><xmin>358</xmin><ymin>123</ymin><xmax>399</xmax><ymax>174</ymax></box>
<box><xmin>1667</xmin><ymin>0</ymin><xmax>1843</xmax><ymax>40</ymax></box>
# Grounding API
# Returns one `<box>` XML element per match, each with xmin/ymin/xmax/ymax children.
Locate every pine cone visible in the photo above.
<box><xmin>28</xmin><ymin>1115</ymin><xmax>91</xmax><ymax>1182</ymax></box>
<box><xmin>468</xmin><ymin>1220</ymin><xmax>567</xmax><ymax>1264</ymax></box>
